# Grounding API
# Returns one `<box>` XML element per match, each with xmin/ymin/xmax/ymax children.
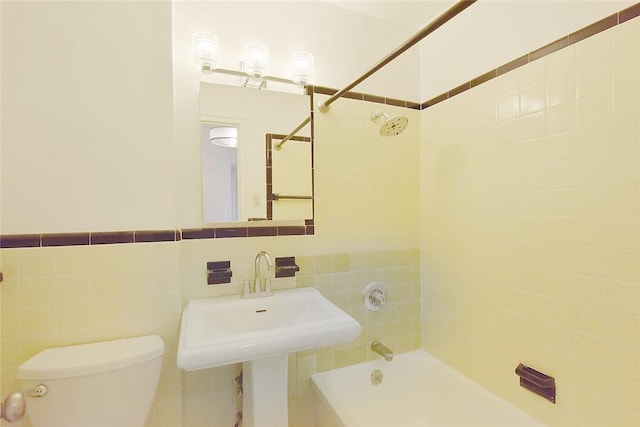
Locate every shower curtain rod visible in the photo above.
<box><xmin>277</xmin><ymin>0</ymin><xmax>476</xmax><ymax>148</ymax></box>
<box><xmin>274</xmin><ymin>116</ymin><xmax>310</xmax><ymax>150</ymax></box>
<box><xmin>318</xmin><ymin>0</ymin><xmax>477</xmax><ymax>111</ymax></box>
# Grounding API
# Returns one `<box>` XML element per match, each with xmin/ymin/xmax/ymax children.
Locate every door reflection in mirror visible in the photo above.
<box><xmin>201</xmin><ymin>123</ymin><xmax>239</xmax><ymax>222</ymax></box>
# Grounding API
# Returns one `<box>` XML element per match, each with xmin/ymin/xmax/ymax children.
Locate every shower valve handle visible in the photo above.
<box><xmin>369</xmin><ymin>289</ymin><xmax>396</xmax><ymax>313</ymax></box>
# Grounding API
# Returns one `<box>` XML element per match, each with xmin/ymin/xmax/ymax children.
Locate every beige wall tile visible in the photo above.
<box><xmin>576</xmin><ymin>62</ymin><xmax>612</xmax><ymax>99</ymax></box>
<box><xmin>55</xmin><ymin>246</ymin><xmax>90</xmax><ymax>276</ymax></box>
<box><xmin>613</xmin><ymin>15</ymin><xmax>640</xmax><ymax>56</ymax></box>
<box><xmin>18</xmin><ymin>249</ymin><xmax>56</xmax><ymax>277</ymax></box>
<box><xmin>545</xmin><ymin>46</ymin><xmax>576</xmax><ymax>78</ymax></box>
<box><xmin>20</xmin><ymin>305</ymin><xmax>57</xmax><ymax>336</ymax></box>
<box><xmin>20</xmin><ymin>277</ymin><xmax>55</xmax><ymax>307</ymax></box>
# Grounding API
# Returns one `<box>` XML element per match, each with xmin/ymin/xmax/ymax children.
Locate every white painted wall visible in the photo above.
<box><xmin>1</xmin><ymin>1</ymin><xmax>174</xmax><ymax>233</ymax></box>
<box><xmin>0</xmin><ymin>0</ymin><xmax>422</xmax><ymax>234</ymax></box>
<box><xmin>418</xmin><ymin>0</ymin><xmax>635</xmax><ymax>100</ymax></box>
<box><xmin>172</xmin><ymin>1</ymin><xmax>421</xmax><ymax>99</ymax></box>
<box><xmin>4</xmin><ymin>1</ymin><xmax>629</xmax><ymax>234</ymax></box>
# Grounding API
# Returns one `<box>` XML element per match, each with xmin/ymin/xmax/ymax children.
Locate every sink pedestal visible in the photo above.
<box><xmin>243</xmin><ymin>354</ymin><xmax>288</xmax><ymax>427</ymax></box>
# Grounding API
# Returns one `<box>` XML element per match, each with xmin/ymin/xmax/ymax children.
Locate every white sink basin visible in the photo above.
<box><xmin>177</xmin><ymin>287</ymin><xmax>361</xmax><ymax>371</ymax></box>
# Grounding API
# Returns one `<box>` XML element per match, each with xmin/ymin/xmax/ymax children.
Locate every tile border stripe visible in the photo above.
<box><xmin>311</xmin><ymin>85</ymin><xmax>422</xmax><ymax>110</ymax></box>
<box><xmin>0</xmin><ymin>222</ymin><xmax>315</xmax><ymax>248</ymax></box>
<box><xmin>42</xmin><ymin>233</ymin><xmax>90</xmax><ymax>247</ymax></box>
<box><xmin>620</xmin><ymin>2</ymin><xmax>640</xmax><ymax>23</ymax></box>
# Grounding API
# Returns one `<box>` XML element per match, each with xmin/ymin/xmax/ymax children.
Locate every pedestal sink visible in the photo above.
<box><xmin>177</xmin><ymin>287</ymin><xmax>361</xmax><ymax>427</ymax></box>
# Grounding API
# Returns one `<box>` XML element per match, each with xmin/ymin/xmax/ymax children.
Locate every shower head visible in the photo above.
<box><xmin>371</xmin><ymin>112</ymin><xmax>408</xmax><ymax>137</ymax></box>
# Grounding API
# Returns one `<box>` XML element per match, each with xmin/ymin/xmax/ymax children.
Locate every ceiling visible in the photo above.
<box><xmin>325</xmin><ymin>0</ymin><xmax>453</xmax><ymax>30</ymax></box>
<box><xmin>326</xmin><ymin>1</ymin><xmax>636</xmax><ymax>31</ymax></box>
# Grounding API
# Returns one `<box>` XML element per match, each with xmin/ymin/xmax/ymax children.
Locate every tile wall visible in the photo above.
<box><xmin>0</xmin><ymin>97</ymin><xmax>422</xmax><ymax>427</ymax></box>
<box><xmin>421</xmin><ymin>15</ymin><xmax>639</xmax><ymax>427</ymax></box>
<box><xmin>0</xmin><ymin>243</ymin><xmax>183</xmax><ymax>427</ymax></box>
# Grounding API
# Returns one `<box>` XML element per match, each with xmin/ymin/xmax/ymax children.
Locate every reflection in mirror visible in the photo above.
<box><xmin>201</xmin><ymin>123</ymin><xmax>239</xmax><ymax>223</ymax></box>
<box><xmin>199</xmin><ymin>82</ymin><xmax>312</xmax><ymax>224</ymax></box>
<box><xmin>267</xmin><ymin>134</ymin><xmax>312</xmax><ymax>221</ymax></box>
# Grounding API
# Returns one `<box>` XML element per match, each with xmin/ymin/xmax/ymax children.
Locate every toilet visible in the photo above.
<box><xmin>16</xmin><ymin>335</ymin><xmax>164</xmax><ymax>427</ymax></box>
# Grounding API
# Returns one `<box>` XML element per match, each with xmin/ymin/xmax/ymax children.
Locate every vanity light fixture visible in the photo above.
<box><xmin>193</xmin><ymin>32</ymin><xmax>219</xmax><ymax>73</ymax></box>
<box><xmin>209</xmin><ymin>126</ymin><xmax>238</xmax><ymax>148</ymax></box>
<box><xmin>291</xmin><ymin>51</ymin><xmax>314</xmax><ymax>87</ymax></box>
<box><xmin>242</xmin><ymin>42</ymin><xmax>269</xmax><ymax>89</ymax></box>
<box><xmin>244</xmin><ymin>42</ymin><xmax>269</xmax><ymax>79</ymax></box>
<box><xmin>192</xmin><ymin>33</ymin><xmax>313</xmax><ymax>89</ymax></box>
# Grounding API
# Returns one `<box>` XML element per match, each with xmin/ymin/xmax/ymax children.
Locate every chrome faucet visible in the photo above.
<box><xmin>371</xmin><ymin>341</ymin><xmax>394</xmax><ymax>361</ymax></box>
<box><xmin>254</xmin><ymin>251</ymin><xmax>273</xmax><ymax>293</ymax></box>
<box><xmin>243</xmin><ymin>251</ymin><xmax>274</xmax><ymax>298</ymax></box>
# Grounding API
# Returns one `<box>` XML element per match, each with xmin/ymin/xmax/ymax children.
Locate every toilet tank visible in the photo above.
<box><xmin>17</xmin><ymin>335</ymin><xmax>164</xmax><ymax>427</ymax></box>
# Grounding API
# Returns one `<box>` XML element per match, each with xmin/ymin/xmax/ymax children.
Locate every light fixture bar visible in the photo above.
<box><xmin>210</xmin><ymin>67</ymin><xmax>305</xmax><ymax>86</ymax></box>
<box><xmin>192</xmin><ymin>33</ymin><xmax>314</xmax><ymax>87</ymax></box>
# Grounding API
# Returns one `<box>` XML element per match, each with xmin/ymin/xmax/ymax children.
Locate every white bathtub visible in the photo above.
<box><xmin>311</xmin><ymin>350</ymin><xmax>548</xmax><ymax>427</ymax></box>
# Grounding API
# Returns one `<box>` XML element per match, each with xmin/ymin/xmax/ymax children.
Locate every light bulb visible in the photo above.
<box><xmin>193</xmin><ymin>32</ymin><xmax>219</xmax><ymax>73</ymax></box>
<box><xmin>291</xmin><ymin>51</ymin><xmax>314</xmax><ymax>86</ymax></box>
<box><xmin>244</xmin><ymin>42</ymin><xmax>269</xmax><ymax>79</ymax></box>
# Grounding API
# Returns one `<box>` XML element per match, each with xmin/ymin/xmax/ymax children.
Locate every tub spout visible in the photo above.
<box><xmin>371</xmin><ymin>341</ymin><xmax>393</xmax><ymax>361</ymax></box>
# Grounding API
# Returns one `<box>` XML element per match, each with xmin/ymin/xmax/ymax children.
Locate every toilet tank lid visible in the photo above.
<box><xmin>17</xmin><ymin>335</ymin><xmax>164</xmax><ymax>380</ymax></box>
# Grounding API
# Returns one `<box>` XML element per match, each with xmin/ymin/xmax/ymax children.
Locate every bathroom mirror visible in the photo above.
<box><xmin>199</xmin><ymin>82</ymin><xmax>312</xmax><ymax>224</ymax></box>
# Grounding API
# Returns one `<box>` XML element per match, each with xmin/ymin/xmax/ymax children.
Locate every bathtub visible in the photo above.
<box><xmin>311</xmin><ymin>350</ymin><xmax>548</xmax><ymax>427</ymax></box>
